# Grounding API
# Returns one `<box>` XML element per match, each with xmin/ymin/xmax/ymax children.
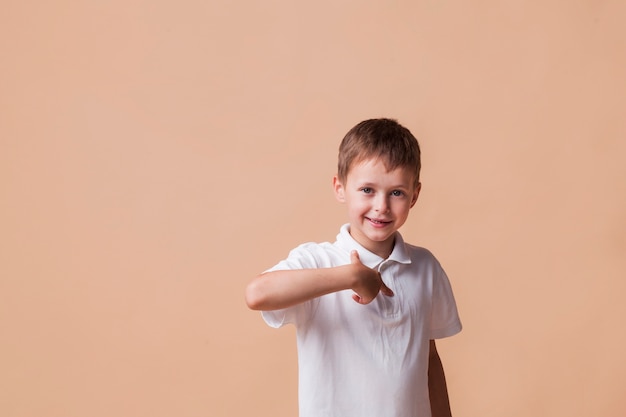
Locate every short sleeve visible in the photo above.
<box><xmin>261</xmin><ymin>243</ymin><xmax>322</xmax><ymax>328</ymax></box>
<box><xmin>429</xmin><ymin>263</ymin><xmax>462</xmax><ymax>339</ymax></box>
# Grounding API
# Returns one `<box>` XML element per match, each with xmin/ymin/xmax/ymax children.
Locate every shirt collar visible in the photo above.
<box><xmin>335</xmin><ymin>223</ymin><xmax>412</xmax><ymax>269</ymax></box>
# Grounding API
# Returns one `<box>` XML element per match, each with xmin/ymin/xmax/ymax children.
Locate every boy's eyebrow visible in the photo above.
<box><xmin>356</xmin><ymin>181</ymin><xmax>411</xmax><ymax>189</ymax></box>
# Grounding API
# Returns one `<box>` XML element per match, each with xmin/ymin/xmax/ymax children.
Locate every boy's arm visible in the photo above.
<box><xmin>428</xmin><ymin>339</ymin><xmax>453</xmax><ymax>417</ymax></box>
<box><xmin>245</xmin><ymin>250</ymin><xmax>393</xmax><ymax>311</ymax></box>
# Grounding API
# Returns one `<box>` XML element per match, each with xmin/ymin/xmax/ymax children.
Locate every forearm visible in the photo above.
<box><xmin>428</xmin><ymin>342</ymin><xmax>452</xmax><ymax>417</ymax></box>
<box><xmin>245</xmin><ymin>266</ymin><xmax>353</xmax><ymax>311</ymax></box>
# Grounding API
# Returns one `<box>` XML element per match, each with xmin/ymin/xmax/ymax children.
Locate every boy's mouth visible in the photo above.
<box><xmin>366</xmin><ymin>217</ymin><xmax>392</xmax><ymax>225</ymax></box>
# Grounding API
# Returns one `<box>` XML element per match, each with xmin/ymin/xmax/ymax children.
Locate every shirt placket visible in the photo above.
<box><xmin>377</xmin><ymin>261</ymin><xmax>400</xmax><ymax>318</ymax></box>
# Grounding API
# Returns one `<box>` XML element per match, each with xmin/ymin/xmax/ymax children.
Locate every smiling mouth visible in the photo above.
<box><xmin>366</xmin><ymin>217</ymin><xmax>392</xmax><ymax>225</ymax></box>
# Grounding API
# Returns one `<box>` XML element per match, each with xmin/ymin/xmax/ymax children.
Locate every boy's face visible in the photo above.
<box><xmin>333</xmin><ymin>158</ymin><xmax>421</xmax><ymax>258</ymax></box>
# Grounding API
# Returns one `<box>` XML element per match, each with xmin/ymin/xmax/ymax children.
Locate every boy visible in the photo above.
<box><xmin>246</xmin><ymin>118</ymin><xmax>462</xmax><ymax>417</ymax></box>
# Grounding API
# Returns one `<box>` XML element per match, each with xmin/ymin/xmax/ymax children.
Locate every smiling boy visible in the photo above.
<box><xmin>246</xmin><ymin>118</ymin><xmax>462</xmax><ymax>417</ymax></box>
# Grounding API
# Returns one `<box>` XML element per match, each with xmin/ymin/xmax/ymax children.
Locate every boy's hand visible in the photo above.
<box><xmin>349</xmin><ymin>250</ymin><xmax>394</xmax><ymax>304</ymax></box>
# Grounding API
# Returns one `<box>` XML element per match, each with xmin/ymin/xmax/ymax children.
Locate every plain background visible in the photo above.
<box><xmin>2</xmin><ymin>1</ymin><xmax>625</xmax><ymax>416</ymax></box>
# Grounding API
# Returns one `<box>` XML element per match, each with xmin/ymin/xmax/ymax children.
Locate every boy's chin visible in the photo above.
<box><xmin>356</xmin><ymin>228</ymin><xmax>396</xmax><ymax>242</ymax></box>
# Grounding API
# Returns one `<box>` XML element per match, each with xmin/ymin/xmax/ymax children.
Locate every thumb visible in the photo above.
<box><xmin>350</xmin><ymin>250</ymin><xmax>362</xmax><ymax>265</ymax></box>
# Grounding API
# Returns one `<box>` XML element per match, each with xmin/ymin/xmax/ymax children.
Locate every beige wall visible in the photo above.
<box><xmin>2</xmin><ymin>1</ymin><xmax>625</xmax><ymax>416</ymax></box>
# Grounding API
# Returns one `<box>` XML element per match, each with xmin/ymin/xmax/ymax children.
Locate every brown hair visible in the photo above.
<box><xmin>337</xmin><ymin>118</ymin><xmax>421</xmax><ymax>185</ymax></box>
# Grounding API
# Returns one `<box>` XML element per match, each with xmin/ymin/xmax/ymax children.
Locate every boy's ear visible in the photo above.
<box><xmin>410</xmin><ymin>182</ymin><xmax>422</xmax><ymax>208</ymax></box>
<box><xmin>333</xmin><ymin>175</ymin><xmax>346</xmax><ymax>202</ymax></box>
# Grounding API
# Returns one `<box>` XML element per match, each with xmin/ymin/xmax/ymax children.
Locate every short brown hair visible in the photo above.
<box><xmin>337</xmin><ymin>118</ymin><xmax>421</xmax><ymax>186</ymax></box>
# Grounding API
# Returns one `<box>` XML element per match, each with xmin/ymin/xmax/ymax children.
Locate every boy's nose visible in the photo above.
<box><xmin>374</xmin><ymin>196</ymin><xmax>390</xmax><ymax>213</ymax></box>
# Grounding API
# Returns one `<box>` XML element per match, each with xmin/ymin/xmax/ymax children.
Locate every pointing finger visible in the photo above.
<box><xmin>380</xmin><ymin>281</ymin><xmax>394</xmax><ymax>297</ymax></box>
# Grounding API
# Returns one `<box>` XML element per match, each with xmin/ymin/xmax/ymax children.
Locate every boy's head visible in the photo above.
<box><xmin>337</xmin><ymin>118</ymin><xmax>421</xmax><ymax>188</ymax></box>
<box><xmin>333</xmin><ymin>118</ymin><xmax>422</xmax><ymax>258</ymax></box>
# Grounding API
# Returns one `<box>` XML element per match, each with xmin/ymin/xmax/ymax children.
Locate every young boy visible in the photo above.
<box><xmin>246</xmin><ymin>118</ymin><xmax>462</xmax><ymax>417</ymax></box>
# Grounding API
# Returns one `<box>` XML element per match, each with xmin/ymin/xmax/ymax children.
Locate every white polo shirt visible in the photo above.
<box><xmin>262</xmin><ymin>224</ymin><xmax>462</xmax><ymax>417</ymax></box>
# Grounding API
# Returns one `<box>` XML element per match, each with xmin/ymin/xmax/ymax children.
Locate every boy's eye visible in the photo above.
<box><xmin>391</xmin><ymin>190</ymin><xmax>405</xmax><ymax>197</ymax></box>
<box><xmin>361</xmin><ymin>187</ymin><xmax>373</xmax><ymax>194</ymax></box>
